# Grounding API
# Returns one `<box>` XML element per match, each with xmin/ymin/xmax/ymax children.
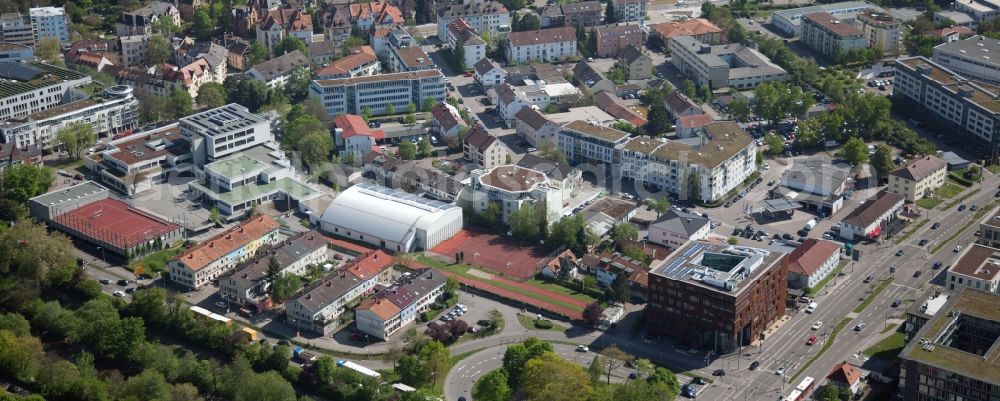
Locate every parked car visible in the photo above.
<box><xmin>863</xmin><ymin>275</ymin><xmax>873</xmax><ymax>283</ymax></box>
<box><xmin>954</xmin><ymin>245</ymin><xmax>964</xmax><ymax>252</ymax></box>
<box><xmin>99</xmin><ymin>279</ymin><xmax>111</xmax><ymax>285</ymax></box>
<box><xmin>576</xmin><ymin>345</ymin><xmax>589</xmax><ymax>352</ymax></box>
<box><xmin>112</xmin><ymin>290</ymin><xmax>124</xmax><ymax>297</ymax></box>
<box><xmin>896</xmin><ymin>250</ymin><xmax>904</xmax><ymax>256</ymax></box>
<box><xmin>749</xmin><ymin>361</ymin><xmax>760</xmax><ymax>370</ymax></box>
<box><xmin>958</xmin><ymin>204</ymin><xmax>966</xmax><ymax>211</ymax></box>
<box><xmin>692</xmin><ymin>377</ymin><xmax>707</xmax><ymax>385</ymax></box>
<box><xmin>775</xmin><ymin>367</ymin><xmax>786</xmax><ymax>376</ymax></box>
<box><xmin>913</xmin><ymin>271</ymin><xmax>922</xmax><ymax>278</ymax></box>
<box><xmin>117</xmin><ymin>279</ymin><xmax>129</xmax><ymax>286</ymax></box>
<box><xmin>918</xmin><ymin>239</ymin><xmax>928</xmax><ymax>246</ymax></box>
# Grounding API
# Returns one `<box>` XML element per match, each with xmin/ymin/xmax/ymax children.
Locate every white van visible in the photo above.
<box><xmin>805</xmin><ymin>302</ymin><xmax>818</xmax><ymax>313</ymax></box>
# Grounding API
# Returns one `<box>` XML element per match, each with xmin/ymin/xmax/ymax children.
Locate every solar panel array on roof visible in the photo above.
<box><xmin>354</xmin><ymin>181</ymin><xmax>456</xmax><ymax>212</ymax></box>
<box><xmin>0</xmin><ymin>61</ymin><xmax>40</xmax><ymax>81</ymax></box>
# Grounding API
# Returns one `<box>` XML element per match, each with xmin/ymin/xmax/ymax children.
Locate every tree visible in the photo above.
<box><xmin>122</xmin><ymin>369</ymin><xmax>172</xmax><ymax>401</ymax></box>
<box><xmin>520</xmin><ymin>352</ymin><xmax>594</xmax><ymax>401</ymax></box>
<box><xmin>35</xmin><ymin>37</ymin><xmax>62</xmax><ymax>65</ymax></box>
<box><xmin>236</xmin><ymin>371</ymin><xmax>296</xmax><ymax>401</ymax></box>
<box><xmin>686</xmin><ymin>170</ymin><xmax>701</xmax><ymax>202</ymax></box>
<box><xmin>56</xmin><ymin>121</ymin><xmax>96</xmax><ymax>160</ymax></box>
<box><xmin>633</xmin><ymin>358</ymin><xmax>654</xmax><ymax>378</ymax></box>
<box><xmin>682</xmin><ymin>80</ymin><xmax>697</xmax><ymax>99</ymax></box>
<box><xmin>582</xmin><ymin>301</ymin><xmax>603</xmax><ymax>327</ymax></box>
<box><xmin>645</xmin><ymin>101</ymin><xmax>671</xmax><ymax>136</ymax></box>
<box><xmin>650</xmin><ymin>198</ymin><xmax>670</xmax><ymax>217</ymax></box>
<box><xmin>587</xmin><ymin>355</ymin><xmax>602</xmax><ymax>384</ymax></box>
<box><xmin>474</xmin><ymin>369</ymin><xmax>511</xmax><ymax>401</ymax></box>
<box><xmin>763</xmin><ymin>133</ymin><xmax>784</xmax><ymax>156</ymax></box>
<box><xmin>285</xmin><ymin>66</ymin><xmax>312</xmax><ymax>102</ymax></box>
<box><xmin>445</xmin><ymin>276</ymin><xmax>460</xmax><ymax>297</ymax></box>
<box><xmin>609</xmin><ymin>273</ymin><xmax>631</xmax><ymax>305</ymax></box>
<box><xmin>503</xmin><ymin>337</ymin><xmax>553</xmax><ymax>385</ymax></box>
<box><xmin>0</xmin><ymin>313</ymin><xmax>30</xmax><ymax>337</ymax></box>
<box><xmin>209</xmin><ymin>207</ymin><xmax>221</xmax><ymax>225</ymax></box>
<box><xmin>729</xmin><ymin>97</ymin><xmax>750</xmax><ymax>121</ymax></box>
<box><xmin>422</xmin><ymin>97</ymin><xmax>437</xmax><ymax>112</ymax></box>
<box><xmin>816</xmin><ymin>383</ymin><xmax>841</xmax><ymax>401</ymax></box>
<box><xmin>509</xmin><ymin>203</ymin><xmax>544</xmax><ymax>240</ymax></box>
<box><xmin>517</xmin><ymin>13</ymin><xmax>540</xmax><ymax>31</ymax></box>
<box><xmin>399</xmin><ymin>140</ymin><xmax>416</xmax><ymax>160</ymax></box>
<box><xmin>417</xmin><ymin>340</ymin><xmax>450</xmax><ymax>387</ymax></box>
<box><xmin>297</xmin><ymin>131</ymin><xmax>333</xmax><ymax>167</ymax></box>
<box><xmin>405</xmin><ymin>112</ymin><xmax>418</xmax><ymax>126</ymax></box>
<box><xmin>386</xmin><ymin>103</ymin><xmax>396</xmax><ymax>115</ymax></box>
<box><xmin>610</xmin><ymin>223</ymin><xmax>638</xmax><ymax>242</ymax></box>
<box><xmin>648</xmin><ymin>367</ymin><xmax>681</xmax><ymax>395</ymax></box>
<box><xmin>480</xmin><ymin>201</ymin><xmax>502</xmax><ymax>230</ymax></box>
<box><xmin>273</xmin><ymin>36</ymin><xmax>308</xmax><ymax>57</ymax></box>
<box><xmin>581</xmin><ymin>276</ymin><xmax>598</xmax><ymax>294</ymax></box>
<box><xmin>148</xmin><ymin>35</ymin><xmax>172</xmax><ymax>64</ymax></box>
<box><xmin>192</xmin><ymin>6</ymin><xmax>214</xmax><ymax>40</ymax></box>
<box><xmin>1</xmin><ymin>164</ymin><xmax>53</xmax><ymax>204</ymax></box>
<box><xmin>248</xmin><ymin>42</ymin><xmax>269</xmax><ymax>66</ymax></box>
<box><xmin>197</xmin><ymin>82</ymin><xmax>227</xmax><ymax>109</ymax></box>
<box><xmin>0</xmin><ymin>330</ymin><xmax>42</xmax><ymax>381</ymax></box>
<box><xmin>169</xmin><ymin>89</ymin><xmax>194</xmax><ymax>118</ymax></box>
<box><xmin>840</xmin><ymin>136</ymin><xmax>869</xmax><ymax>167</ymax></box>
<box><xmin>870</xmin><ymin>144</ymin><xmax>894</xmax><ymax>184</ymax></box>
<box><xmin>605</xmin><ymin>0</ymin><xmax>616</xmax><ymax>23</ymax></box>
<box><xmin>229</xmin><ymin>78</ymin><xmax>270</xmax><ymax>112</ymax></box>
<box><xmin>727</xmin><ymin>236</ymin><xmax>739</xmax><ymax>245</ymax></box>
<box><xmin>600</xmin><ymin>345</ymin><xmax>631</xmax><ymax>384</ymax></box>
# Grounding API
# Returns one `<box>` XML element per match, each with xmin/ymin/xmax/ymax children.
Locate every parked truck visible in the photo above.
<box><xmin>803</xmin><ymin>219</ymin><xmax>817</xmax><ymax>231</ymax></box>
<box><xmin>293</xmin><ymin>347</ymin><xmax>317</xmax><ymax>364</ymax></box>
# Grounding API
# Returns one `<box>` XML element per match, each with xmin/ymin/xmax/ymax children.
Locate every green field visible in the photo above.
<box><xmin>863</xmin><ymin>332</ymin><xmax>905</xmax><ymax>361</ymax></box>
<box><xmin>130</xmin><ymin>247</ymin><xmax>184</xmax><ymax>274</ymax></box>
<box><xmin>516</xmin><ymin>313</ymin><xmax>568</xmax><ymax>332</ymax></box>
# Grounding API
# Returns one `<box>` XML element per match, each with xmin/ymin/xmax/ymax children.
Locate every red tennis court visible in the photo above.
<box><xmin>431</xmin><ymin>229</ymin><xmax>551</xmax><ymax>281</ymax></box>
<box><xmin>52</xmin><ymin>198</ymin><xmax>181</xmax><ymax>250</ymax></box>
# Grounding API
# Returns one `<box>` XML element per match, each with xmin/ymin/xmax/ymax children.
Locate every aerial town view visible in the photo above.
<box><xmin>0</xmin><ymin>0</ymin><xmax>999</xmax><ymax>399</ymax></box>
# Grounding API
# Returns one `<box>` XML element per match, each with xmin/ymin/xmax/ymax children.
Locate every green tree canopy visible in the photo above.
<box><xmin>273</xmin><ymin>36</ymin><xmax>308</xmax><ymax>57</ymax></box>
<box><xmin>197</xmin><ymin>82</ymin><xmax>227</xmax><ymax>109</ymax></box>
<box><xmin>56</xmin><ymin>121</ymin><xmax>96</xmax><ymax>160</ymax></box>
<box><xmin>840</xmin><ymin>136</ymin><xmax>870</xmax><ymax>167</ymax></box>
<box><xmin>169</xmin><ymin>89</ymin><xmax>194</xmax><ymax>118</ymax></box>
<box><xmin>399</xmin><ymin>140</ymin><xmax>417</xmax><ymax>160</ymax></box>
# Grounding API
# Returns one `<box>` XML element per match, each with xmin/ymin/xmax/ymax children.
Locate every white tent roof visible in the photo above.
<box><xmin>319</xmin><ymin>182</ymin><xmax>458</xmax><ymax>246</ymax></box>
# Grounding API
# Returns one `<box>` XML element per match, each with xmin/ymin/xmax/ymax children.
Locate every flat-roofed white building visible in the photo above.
<box><xmin>771</xmin><ymin>1</ymin><xmax>881</xmax><ymax>36</ymax></box>
<box><xmin>0</xmin><ymin>85</ymin><xmax>138</xmax><ymax>151</ymax></box>
<box><xmin>467</xmin><ymin>165</ymin><xmax>563</xmax><ymax>224</ymax></box>
<box><xmin>932</xmin><ymin>36</ymin><xmax>1000</xmax><ymax>86</ymax></box>
<box><xmin>318</xmin><ymin>182</ymin><xmax>463</xmax><ymax>252</ymax></box>
<box><xmin>0</xmin><ymin>61</ymin><xmax>92</xmax><ymax>121</ymax></box>
<box><xmin>310</xmin><ymin>70</ymin><xmax>447</xmax><ymax>117</ymax></box>
<box><xmin>180</xmin><ymin>103</ymin><xmax>272</xmax><ymax>166</ymax></box>
<box><xmin>945</xmin><ymin>243</ymin><xmax>1000</xmax><ymax>293</ymax></box>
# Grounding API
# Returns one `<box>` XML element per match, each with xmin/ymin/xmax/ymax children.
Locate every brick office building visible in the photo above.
<box><xmin>647</xmin><ymin>241</ymin><xmax>788</xmax><ymax>354</ymax></box>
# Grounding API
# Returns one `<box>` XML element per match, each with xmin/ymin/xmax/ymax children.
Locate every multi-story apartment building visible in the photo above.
<box><xmin>594</xmin><ymin>24</ymin><xmax>645</xmax><ymax>58</ymax></box>
<box><xmin>772</xmin><ymin>1</ymin><xmax>881</xmax><ymax>36</ymax></box>
<box><xmin>506</xmin><ymin>27</ymin><xmax>577</xmax><ymax>64</ymax></box>
<box><xmin>355</xmin><ymin>268</ymin><xmax>447</xmax><ymax>340</ymax></box>
<box><xmin>285</xmin><ymin>250</ymin><xmax>395</xmax><ymax>336</ymax></box>
<box><xmin>648</xmin><ymin>241</ymin><xmax>788</xmax><ymax>353</ymax></box>
<box><xmin>620</xmin><ymin>45</ymin><xmax>653</xmax><ymax>80</ymax></box>
<box><xmin>0</xmin><ymin>61</ymin><xmax>91</xmax><ymax>122</ymax></box>
<box><xmin>387</xmin><ymin>45</ymin><xmax>435</xmax><ymax>73</ymax></box>
<box><xmin>463</xmin><ymin>126</ymin><xmax>509</xmax><ymax>169</ymax></box>
<box><xmin>447</xmin><ymin>18</ymin><xmax>487</xmax><ymax>69</ymax></box>
<box><xmin>467</xmin><ymin>165</ymin><xmax>564</xmax><ymax>224</ymax></box>
<box><xmin>855</xmin><ymin>10</ymin><xmax>901</xmax><ymax>55</ymax></box>
<box><xmin>218</xmin><ymin>230</ymin><xmax>330</xmax><ymax>313</ymax></box>
<box><xmin>179</xmin><ymin>103</ymin><xmax>272</xmax><ymax>166</ymax></box>
<box><xmin>370</xmin><ymin>25</ymin><xmax>413</xmax><ymax>59</ymax></box>
<box><xmin>887</xmin><ymin>155</ymin><xmax>947</xmax><ymax>201</ymax></box>
<box><xmin>29</xmin><ymin>7</ymin><xmax>69</xmax><ymax>43</ymax></box>
<box><xmin>669</xmin><ymin>36</ymin><xmax>788</xmax><ymax>89</ymax></box>
<box><xmin>893</xmin><ymin>57</ymin><xmax>1000</xmax><ymax>155</ymax></box>
<box><xmin>515</xmin><ymin>106</ymin><xmax>562</xmax><ymax>147</ymax></box>
<box><xmin>650</xmin><ymin>19</ymin><xmax>723</xmax><ymax>46</ymax></box>
<box><xmin>247</xmin><ymin>50</ymin><xmax>310</xmax><ymax>88</ymax></box>
<box><xmin>618</xmin><ymin>122</ymin><xmax>758</xmax><ymax>203</ymax></box>
<box><xmin>932</xmin><ymin>36</ymin><xmax>1000</xmax><ymax>86</ymax></box>
<box><xmin>539</xmin><ymin>1</ymin><xmax>603</xmax><ymax>28</ymax></box>
<box><xmin>436</xmin><ymin>1</ymin><xmax>510</xmax><ymax>41</ymax></box>
<box><xmin>0</xmin><ymin>13</ymin><xmax>36</xmax><ymax>47</ymax></box>
<box><xmin>978</xmin><ymin>207</ymin><xmax>1000</xmax><ymax>248</ymax></box>
<box><xmin>898</xmin><ymin>288</ymin><xmax>1000</xmax><ymax>401</ymax></box>
<box><xmin>169</xmin><ymin>214</ymin><xmax>281</xmax><ymax>290</ymax></box>
<box><xmin>119</xmin><ymin>34</ymin><xmax>151</xmax><ymax>67</ymax></box>
<box><xmin>557</xmin><ymin>120</ymin><xmax>631</xmax><ymax>166</ymax></box>
<box><xmin>315</xmin><ymin>46</ymin><xmax>379</xmax><ymax>79</ymax></box>
<box><xmin>310</xmin><ymin>70</ymin><xmax>447</xmax><ymax>117</ymax></box>
<box><xmin>786</xmin><ymin>239</ymin><xmax>842</xmax><ymax>289</ymax></box>
<box><xmin>801</xmin><ymin>12</ymin><xmax>867</xmax><ymax>59</ymax></box>
<box><xmin>946</xmin><ymin>244</ymin><xmax>1000</xmax><ymax>293</ymax></box>
<box><xmin>953</xmin><ymin>0</ymin><xmax>1000</xmax><ymax>22</ymax></box>
<box><xmin>611</xmin><ymin>0</ymin><xmax>647</xmax><ymax>22</ymax></box>
<box><xmin>344</xmin><ymin>0</ymin><xmax>404</xmax><ymax>31</ymax></box>
<box><xmin>648</xmin><ymin>209</ymin><xmax>711</xmax><ymax>248</ymax></box>
<box><xmin>117</xmin><ymin>1</ymin><xmax>181</xmax><ymax>36</ymax></box>
<box><xmin>256</xmin><ymin>8</ymin><xmax>313</xmax><ymax>53</ymax></box>
<box><xmin>0</xmin><ymin>85</ymin><xmax>138</xmax><ymax>151</ymax></box>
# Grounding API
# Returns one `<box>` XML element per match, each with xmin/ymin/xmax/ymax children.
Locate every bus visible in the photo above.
<box><xmin>784</xmin><ymin>376</ymin><xmax>815</xmax><ymax>400</ymax></box>
<box><xmin>786</xmin><ymin>389</ymin><xmax>803</xmax><ymax>401</ymax></box>
<box><xmin>336</xmin><ymin>360</ymin><xmax>381</xmax><ymax>378</ymax></box>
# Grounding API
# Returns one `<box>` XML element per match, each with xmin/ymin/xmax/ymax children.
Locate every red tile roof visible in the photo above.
<box><xmin>803</xmin><ymin>12</ymin><xmax>863</xmax><ymax>37</ymax></box>
<box><xmin>650</xmin><ymin>18</ymin><xmax>722</xmax><ymax>38</ymax></box>
<box><xmin>678</xmin><ymin>113</ymin><xmax>713</xmax><ymax>129</ymax></box>
<box><xmin>787</xmin><ymin>239</ymin><xmax>841</xmax><ymax>276</ymax></box>
<box><xmin>342</xmin><ymin>250</ymin><xmax>392</xmax><ymax>281</ymax></box>
<box><xmin>173</xmin><ymin>215</ymin><xmax>279</xmax><ymax>271</ymax></box>
<box><xmin>334</xmin><ymin>114</ymin><xmax>385</xmax><ymax>140</ymax></box>
<box><xmin>356</xmin><ymin>297</ymin><xmax>401</xmax><ymax>320</ymax></box>
<box><xmin>928</xmin><ymin>26</ymin><xmax>974</xmax><ymax>37</ymax></box>
<box><xmin>315</xmin><ymin>46</ymin><xmax>376</xmax><ymax>77</ymax></box>
<box><xmin>827</xmin><ymin>362</ymin><xmax>863</xmax><ymax>386</ymax></box>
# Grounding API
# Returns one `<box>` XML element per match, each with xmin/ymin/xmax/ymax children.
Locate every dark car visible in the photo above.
<box><xmin>782</xmin><ymin>233</ymin><xmax>794</xmax><ymax>240</ymax></box>
<box><xmin>918</xmin><ymin>239</ymin><xmax>928</xmax><ymax>246</ymax></box>
<box><xmin>914</xmin><ymin>271</ymin><xmax>922</xmax><ymax>278</ymax></box>
<box><xmin>692</xmin><ymin>377</ymin><xmax>707</xmax><ymax>385</ymax></box>
<box><xmin>277</xmin><ymin>340</ymin><xmax>291</xmax><ymax>346</ymax></box>
<box><xmin>628</xmin><ymin>372</ymin><xmax>638</xmax><ymax>380</ymax></box>
<box><xmin>749</xmin><ymin>361</ymin><xmax>760</xmax><ymax>370</ymax></box>
<box><xmin>117</xmin><ymin>279</ymin><xmax>129</xmax><ymax>286</ymax></box>
<box><xmin>932</xmin><ymin>222</ymin><xmax>941</xmax><ymax>229</ymax></box>
<box><xmin>124</xmin><ymin>287</ymin><xmax>136</xmax><ymax>294</ymax></box>
<box><xmin>971</xmin><ymin>204</ymin><xmax>979</xmax><ymax>211</ymax></box>
<box><xmin>99</xmin><ymin>279</ymin><xmax>111</xmax><ymax>285</ymax></box>
<box><xmin>891</xmin><ymin>299</ymin><xmax>902</xmax><ymax>307</ymax></box>
<box><xmin>7</xmin><ymin>385</ymin><xmax>29</xmax><ymax>395</ymax></box>
<box><xmin>958</xmin><ymin>204</ymin><xmax>967</xmax><ymax>211</ymax></box>
<box><xmin>712</xmin><ymin>369</ymin><xmax>726</xmax><ymax>376</ymax></box>
<box><xmin>864</xmin><ymin>275</ymin><xmax>873</xmax><ymax>283</ymax></box>
<box><xmin>933</xmin><ymin>261</ymin><xmax>943</xmax><ymax>269</ymax></box>
<box><xmin>896</xmin><ymin>250</ymin><xmax>904</xmax><ymax>256</ymax></box>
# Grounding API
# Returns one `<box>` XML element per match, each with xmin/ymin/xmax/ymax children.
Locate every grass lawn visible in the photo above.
<box><xmin>516</xmin><ymin>313</ymin><xmax>568</xmax><ymax>332</ymax></box>
<box><xmin>525</xmin><ymin>278</ymin><xmax>601</xmax><ymax>304</ymax></box>
<box><xmin>854</xmin><ymin>278</ymin><xmax>893</xmax><ymax>313</ymax></box>
<box><xmin>417</xmin><ymin>255</ymin><xmax>593</xmax><ymax>312</ymax></box>
<box><xmin>130</xmin><ymin>247</ymin><xmax>184</xmax><ymax>274</ymax></box>
<box><xmin>881</xmin><ymin>323</ymin><xmax>898</xmax><ymax>334</ymax></box>
<box><xmin>915</xmin><ymin>197</ymin><xmax>943</xmax><ymax>209</ymax></box>
<box><xmin>863</xmin><ymin>332</ymin><xmax>905</xmax><ymax>361</ymax></box>
<box><xmin>936</xmin><ymin>182</ymin><xmax>964</xmax><ymax>199</ymax></box>
<box><xmin>988</xmin><ymin>165</ymin><xmax>1000</xmax><ymax>174</ymax></box>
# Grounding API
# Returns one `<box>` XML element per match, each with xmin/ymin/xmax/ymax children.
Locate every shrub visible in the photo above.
<box><xmin>534</xmin><ymin>319</ymin><xmax>554</xmax><ymax>329</ymax></box>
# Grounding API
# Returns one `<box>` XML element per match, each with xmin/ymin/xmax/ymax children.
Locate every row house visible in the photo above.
<box><xmin>169</xmin><ymin>215</ymin><xmax>281</xmax><ymax>290</ymax></box>
<box><xmin>505</xmin><ymin>27</ymin><xmax>577</xmax><ymax>64</ymax></box>
<box><xmin>355</xmin><ymin>268</ymin><xmax>447</xmax><ymax>340</ymax></box>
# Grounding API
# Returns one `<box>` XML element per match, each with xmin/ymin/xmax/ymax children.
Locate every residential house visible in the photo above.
<box><xmin>464</xmin><ymin>126</ymin><xmax>509</xmax><ymax>169</ymax></box>
<box><xmin>594</xmin><ymin>24</ymin><xmax>645</xmax><ymax>58</ymax></box>
<box><xmin>675</xmin><ymin>113</ymin><xmax>714</xmax><ymax>137</ymax></box>
<box><xmin>334</xmin><ymin>113</ymin><xmax>385</xmax><ymax>162</ymax></box>
<box><xmin>257</xmin><ymin>8</ymin><xmax>313</xmax><ymax>53</ymax></box>
<box><xmin>838</xmin><ymin>190</ymin><xmax>905</xmax><ymax>240</ymax></box>
<box><xmin>436</xmin><ymin>1</ymin><xmax>510</xmax><ymax>40</ymax></box>
<box><xmin>169</xmin><ymin>215</ymin><xmax>281</xmax><ymax>290</ymax></box>
<box><xmin>431</xmin><ymin>102</ymin><xmax>468</xmax><ymax>139</ymax></box>
<box><xmin>308</xmin><ymin>40</ymin><xmax>340</xmax><ymax>66</ymax></box>
<box><xmin>347</xmin><ymin>0</ymin><xmax>404</xmax><ymax>32</ymax></box>
<box><xmin>945</xmin><ymin>243</ymin><xmax>1000</xmax><ymax>293</ymax></box>
<box><xmin>620</xmin><ymin>44</ymin><xmax>652</xmax><ymax>80</ymax></box>
<box><xmin>572</xmin><ymin>61</ymin><xmax>616</xmax><ymax>94</ymax></box>
<box><xmin>541</xmin><ymin>249</ymin><xmax>579</xmax><ymax>280</ymax></box>
<box><xmin>926</xmin><ymin>26</ymin><xmax>975</xmax><ymax>43</ymax></box>
<box><xmin>119</xmin><ymin>34</ymin><xmax>152</xmax><ymax>67</ymax></box>
<box><xmin>855</xmin><ymin>10</ymin><xmax>901</xmax><ymax>56</ymax></box>
<box><xmin>826</xmin><ymin>362</ymin><xmax>864</xmax><ymax>397</ymax></box>
<box><xmin>248</xmin><ymin>49</ymin><xmax>310</xmax><ymax>89</ymax></box>
<box><xmin>315</xmin><ymin>46</ymin><xmax>379</xmax><ymax>79</ymax></box>
<box><xmin>231</xmin><ymin>0</ymin><xmax>266</xmax><ymax>39</ymax></box>
<box><xmin>174</xmin><ymin>41</ymin><xmax>228</xmax><ymax>79</ymax></box>
<box><xmin>515</xmin><ymin>106</ymin><xmax>561</xmax><ymax>147</ymax></box>
<box><xmin>217</xmin><ymin>34</ymin><xmax>251</xmax><ymax>71</ymax></box>
<box><xmin>371</xmin><ymin>26</ymin><xmax>413</xmax><ymax>59</ymax></box>
<box><xmin>447</xmin><ymin>18</ymin><xmax>487</xmax><ymax>69</ymax></box>
<box><xmin>116</xmin><ymin>2</ymin><xmax>181</xmax><ymax>36</ymax></box>
<box><xmin>579</xmin><ymin>252</ymin><xmax>646</xmax><ymax>287</ymax></box>
<box><xmin>648</xmin><ymin>209</ymin><xmax>711</xmax><ymax>248</ymax></box>
<box><xmin>594</xmin><ymin>91</ymin><xmax>647</xmax><ymax>127</ymax></box>
<box><xmin>355</xmin><ymin>268</ymin><xmax>446</xmax><ymax>340</ymax></box>
<box><xmin>506</xmin><ymin>27</ymin><xmax>577</xmax><ymax>64</ymax></box>
<box><xmin>0</xmin><ymin>143</ymin><xmax>42</xmax><ymax>168</ymax></box>
<box><xmin>887</xmin><ymin>155</ymin><xmax>947</xmax><ymax>202</ymax></box>
<box><xmin>786</xmin><ymin>239</ymin><xmax>842</xmax><ymax>290</ymax></box>
<box><xmin>363</xmin><ymin>152</ymin><xmax>466</xmax><ymax>202</ymax></box>
<box><xmin>218</xmin><ymin>230</ymin><xmax>330</xmax><ymax>313</ymax></box>
<box><xmin>495</xmin><ymin>83</ymin><xmax>529</xmax><ymax>127</ymax></box>
<box><xmin>473</xmin><ymin>57</ymin><xmax>504</xmax><ymax>87</ymax></box>
<box><xmin>665</xmin><ymin>90</ymin><xmax>705</xmax><ymax>118</ymax></box>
